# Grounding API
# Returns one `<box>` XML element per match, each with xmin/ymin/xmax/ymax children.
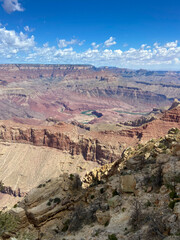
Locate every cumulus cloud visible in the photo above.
<box><xmin>27</xmin><ymin>39</ymin><xmax>180</xmax><ymax>70</ymax></box>
<box><xmin>104</xmin><ymin>37</ymin><xmax>116</xmax><ymax>47</ymax></box>
<box><xmin>1</xmin><ymin>0</ymin><xmax>24</xmax><ymax>14</ymax></box>
<box><xmin>91</xmin><ymin>42</ymin><xmax>100</xmax><ymax>49</ymax></box>
<box><xmin>0</xmin><ymin>30</ymin><xmax>180</xmax><ymax>70</ymax></box>
<box><xmin>0</xmin><ymin>27</ymin><xmax>35</xmax><ymax>59</ymax></box>
<box><xmin>58</xmin><ymin>39</ymin><xmax>84</xmax><ymax>48</ymax></box>
<box><xmin>164</xmin><ymin>40</ymin><xmax>178</xmax><ymax>48</ymax></box>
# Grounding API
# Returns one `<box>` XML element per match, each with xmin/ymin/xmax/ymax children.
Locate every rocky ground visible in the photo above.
<box><xmin>0</xmin><ymin>127</ymin><xmax>179</xmax><ymax>240</ymax></box>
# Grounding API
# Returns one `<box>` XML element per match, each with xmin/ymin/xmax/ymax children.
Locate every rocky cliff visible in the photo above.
<box><xmin>1</xmin><ymin>127</ymin><xmax>179</xmax><ymax>240</ymax></box>
<box><xmin>0</xmin><ymin>121</ymin><xmax>121</xmax><ymax>165</ymax></box>
<box><xmin>0</xmin><ymin>103</ymin><xmax>180</xmax><ymax>164</ymax></box>
<box><xmin>0</xmin><ymin>103</ymin><xmax>179</xmax><ymax>204</ymax></box>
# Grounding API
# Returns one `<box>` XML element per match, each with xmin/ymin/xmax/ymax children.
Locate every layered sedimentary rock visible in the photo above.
<box><xmin>0</xmin><ymin>102</ymin><xmax>179</xmax><ymax>210</ymax></box>
<box><xmin>0</xmin><ymin>64</ymin><xmax>180</xmax><ymax>124</ymax></box>
<box><xmin>0</xmin><ymin>121</ymin><xmax>122</xmax><ymax>164</ymax></box>
<box><xmin>2</xmin><ymin>128</ymin><xmax>180</xmax><ymax>240</ymax></box>
<box><xmin>0</xmin><ymin>103</ymin><xmax>180</xmax><ymax>164</ymax></box>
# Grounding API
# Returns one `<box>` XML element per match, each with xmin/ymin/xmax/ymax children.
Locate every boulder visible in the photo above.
<box><xmin>96</xmin><ymin>210</ymin><xmax>111</xmax><ymax>225</ymax></box>
<box><xmin>108</xmin><ymin>195</ymin><xmax>121</xmax><ymax>208</ymax></box>
<box><xmin>174</xmin><ymin>202</ymin><xmax>180</xmax><ymax>217</ymax></box>
<box><xmin>120</xmin><ymin>175</ymin><xmax>136</xmax><ymax>193</ymax></box>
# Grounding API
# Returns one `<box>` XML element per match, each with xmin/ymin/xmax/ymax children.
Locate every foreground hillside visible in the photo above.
<box><xmin>0</xmin><ymin>127</ymin><xmax>179</xmax><ymax>240</ymax></box>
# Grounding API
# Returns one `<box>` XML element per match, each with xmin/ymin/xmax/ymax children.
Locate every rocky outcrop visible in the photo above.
<box><xmin>0</xmin><ymin>121</ymin><xmax>121</xmax><ymax>165</ymax></box>
<box><xmin>77</xmin><ymin>86</ymin><xmax>171</xmax><ymax>106</ymax></box>
<box><xmin>168</xmin><ymin>98</ymin><xmax>180</xmax><ymax>110</ymax></box>
<box><xmin>122</xmin><ymin>115</ymin><xmax>156</xmax><ymax>127</ymax></box>
<box><xmin>161</xmin><ymin>105</ymin><xmax>180</xmax><ymax>122</ymax></box>
<box><xmin>0</xmin><ymin>104</ymin><xmax>180</xmax><ymax>166</ymax></box>
<box><xmin>2</xmin><ymin>127</ymin><xmax>180</xmax><ymax>240</ymax></box>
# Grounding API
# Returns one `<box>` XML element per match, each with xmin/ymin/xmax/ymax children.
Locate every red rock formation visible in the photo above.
<box><xmin>0</xmin><ymin>121</ymin><xmax>121</xmax><ymax>165</ymax></box>
<box><xmin>116</xmin><ymin>105</ymin><xmax>180</xmax><ymax>143</ymax></box>
<box><xmin>0</xmin><ymin>64</ymin><xmax>179</xmax><ymax>123</ymax></box>
<box><xmin>0</xmin><ymin>105</ymin><xmax>179</xmax><ymax>167</ymax></box>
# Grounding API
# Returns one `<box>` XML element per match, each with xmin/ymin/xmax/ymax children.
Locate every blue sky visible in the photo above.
<box><xmin>0</xmin><ymin>0</ymin><xmax>180</xmax><ymax>70</ymax></box>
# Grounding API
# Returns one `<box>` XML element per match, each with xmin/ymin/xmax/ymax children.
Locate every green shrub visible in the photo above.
<box><xmin>100</xmin><ymin>188</ymin><xmax>105</xmax><ymax>194</ymax></box>
<box><xmin>46</xmin><ymin>179</ymin><xmax>51</xmax><ymax>183</ymax></box>
<box><xmin>168</xmin><ymin>128</ymin><xmax>179</xmax><ymax>134</ymax></box>
<box><xmin>122</xmin><ymin>207</ymin><xmax>126</xmax><ymax>212</ymax></box>
<box><xmin>158</xmin><ymin>142</ymin><xmax>167</xmax><ymax>150</ymax></box>
<box><xmin>53</xmin><ymin>198</ymin><xmax>61</xmax><ymax>204</ymax></box>
<box><xmin>112</xmin><ymin>189</ymin><xmax>119</xmax><ymax>197</ymax></box>
<box><xmin>47</xmin><ymin>201</ymin><xmax>51</xmax><ymax>206</ymax></box>
<box><xmin>69</xmin><ymin>174</ymin><xmax>74</xmax><ymax>181</ymax></box>
<box><xmin>47</xmin><ymin>197</ymin><xmax>61</xmax><ymax>206</ymax></box>
<box><xmin>169</xmin><ymin>191</ymin><xmax>178</xmax><ymax>199</ymax></box>
<box><xmin>62</xmin><ymin>219</ymin><xmax>70</xmax><ymax>232</ymax></box>
<box><xmin>165</xmin><ymin>183</ymin><xmax>174</xmax><ymax>191</ymax></box>
<box><xmin>169</xmin><ymin>201</ymin><xmax>176</xmax><ymax>209</ymax></box>
<box><xmin>37</xmin><ymin>183</ymin><xmax>46</xmax><ymax>188</ymax></box>
<box><xmin>169</xmin><ymin>199</ymin><xmax>180</xmax><ymax>209</ymax></box>
<box><xmin>174</xmin><ymin>175</ymin><xmax>180</xmax><ymax>183</ymax></box>
<box><xmin>144</xmin><ymin>200</ymin><xmax>151</xmax><ymax>208</ymax></box>
<box><xmin>90</xmin><ymin>195</ymin><xmax>95</xmax><ymax>199</ymax></box>
<box><xmin>108</xmin><ymin>234</ymin><xmax>118</xmax><ymax>240</ymax></box>
<box><xmin>0</xmin><ymin>181</ymin><xmax>5</xmax><ymax>192</ymax></box>
<box><xmin>0</xmin><ymin>212</ymin><xmax>17</xmax><ymax>236</ymax></box>
<box><xmin>104</xmin><ymin>220</ymin><xmax>109</xmax><ymax>227</ymax></box>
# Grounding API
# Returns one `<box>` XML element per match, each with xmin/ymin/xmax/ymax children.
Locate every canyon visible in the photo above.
<box><xmin>0</xmin><ymin>64</ymin><xmax>180</xmax><ymax>125</ymax></box>
<box><xmin>1</xmin><ymin>127</ymin><xmax>180</xmax><ymax>240</ymax></box>
<box><xmin>0</xmin><ymin>64</ymin><xmax>180</xmax><ymax>239</ymax></box>
<box><xmin>0</xmin><ymin>100</ymin><xmax>179</xmax><ymax>210</ymax></box>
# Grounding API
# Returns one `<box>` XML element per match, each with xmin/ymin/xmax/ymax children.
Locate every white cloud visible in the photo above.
<box><xmin>24</xmin><ymin>26</ymin><xmax>34</xmax><ymax>32</ymax></box>
<box><xmin>0</xmin><ymin>31</ymin><xmax>180</xmax><ymax>70</ymax></box>
<box><xmin>104</xmin><ymin>37</ymin><xmax>116</xmax><ymax>47</ymax></box>
<box><xmin>21</xmin><ymin>40</ymin><xmax>180</xmax><ymax>69</ymax></box>
<box><xmin>91</xmin><ymin>42</ymin><xmax>100</xmax><ymax>49</ymax></box>
<box><xmin>1</xmin><ymin>0</ymin><xmax>24</xmax><ymax>14</ymax></box>
<box><xmin>43</xmin><ymin>42</ymin><xmax>49</xmax><ymax>48</ymax></box>
<box><xmin>173</xmin><ymin>58</ymin><xmax>180</xmax><ymax>64</ymax></box>
<box><xmin>114</xmin><ymin>49</ymin><xmax>122</xmax><ymax>55</ymax></box>
<box><xmin>58</xmin><ymin>39</ymin><xmax>84</xmax><ymax>48</ymax></box>
<box><xmin>164</xmin><ymin>40</ymin><xmax>178</xmax><ymax>48</ymax></box>
<box><xmin>0</xmin><ymin>27</ymin><xmax>35</xmax><ymax>58</ymax></box>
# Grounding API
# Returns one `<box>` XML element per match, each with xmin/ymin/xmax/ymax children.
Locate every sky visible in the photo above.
<box><xmin>0</xmin><ymin>0</ymin><xmax>180</xmax><ymax>70</ymax></box>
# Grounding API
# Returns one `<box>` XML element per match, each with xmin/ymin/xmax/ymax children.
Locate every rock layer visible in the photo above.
<box><xmin>3</xmin><ymin>127</ymin><xmax>180</xmax><ymax>240</ymax></box>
